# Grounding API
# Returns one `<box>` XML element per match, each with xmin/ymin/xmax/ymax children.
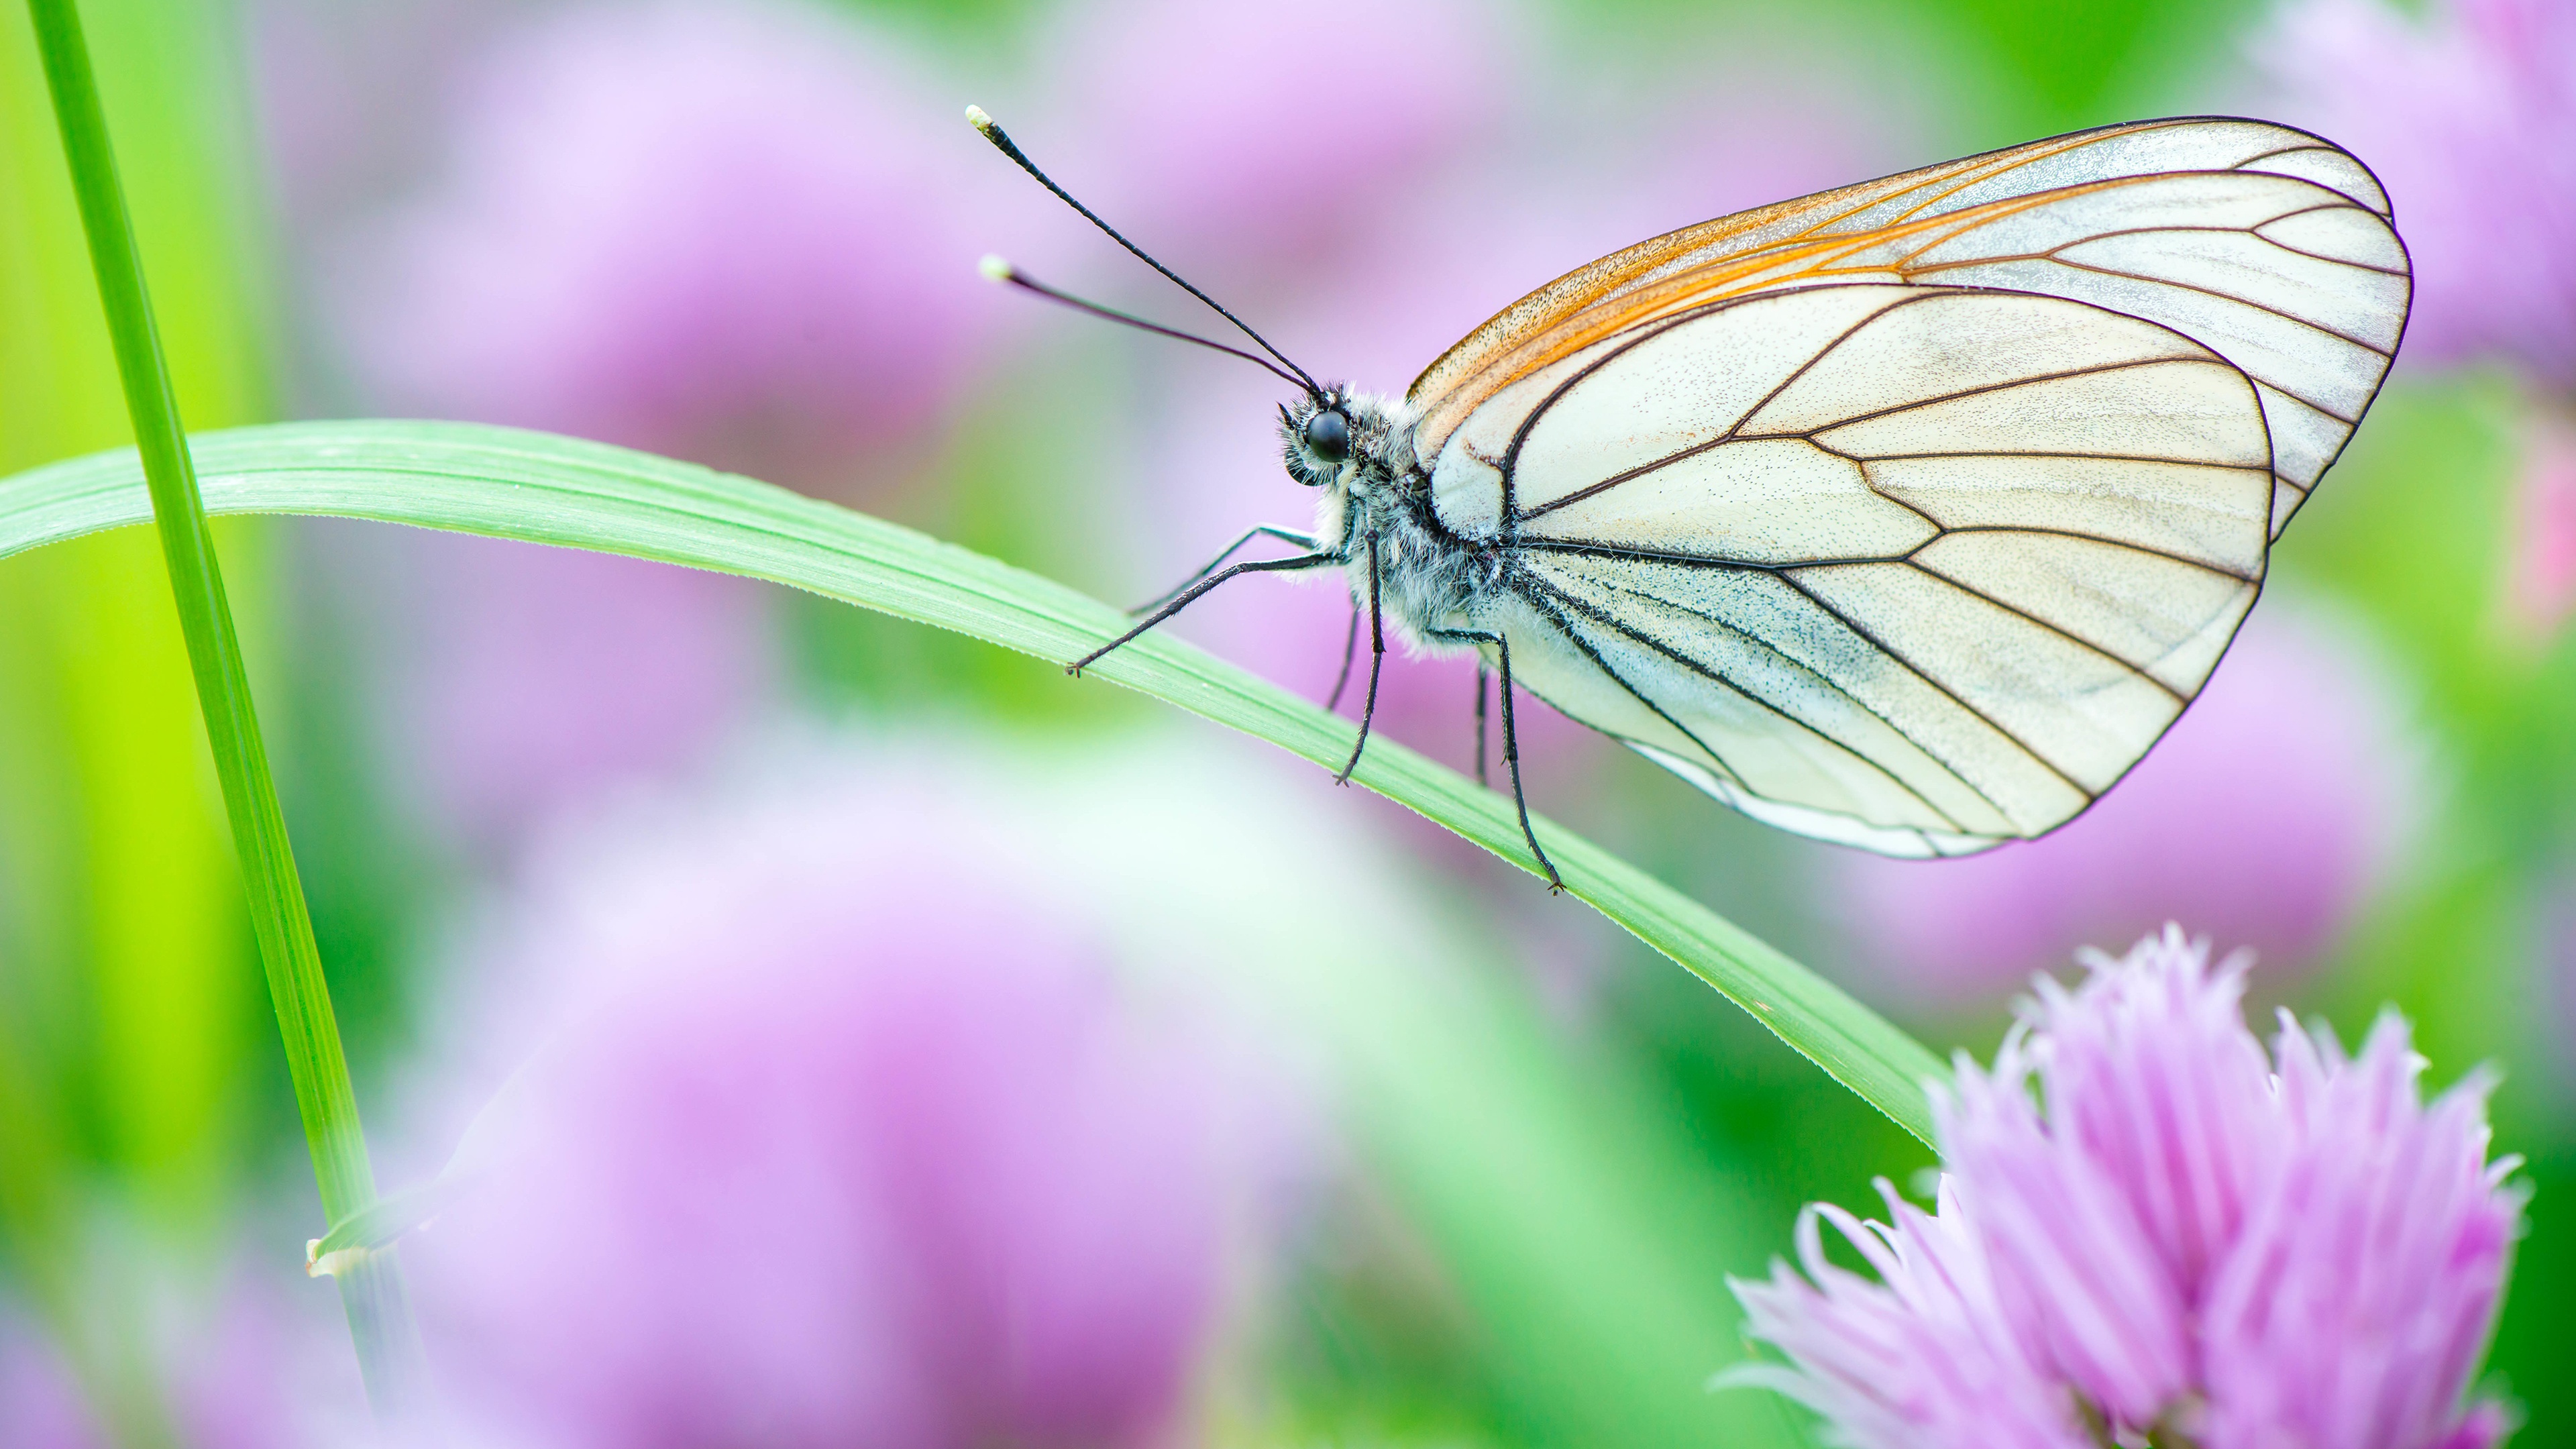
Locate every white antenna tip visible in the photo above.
<box><xmin>978</xmin><ymin>254</ymin><xmax>1014</xmax><ymax>284</ymax></box>
<box><xmin>964</xmin><ymin>103</ymin><xmax>996</xmax><ymax>134</ymax></box>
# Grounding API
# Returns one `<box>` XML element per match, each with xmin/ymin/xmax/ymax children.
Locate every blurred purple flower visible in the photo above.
<box><xmin>398</xmin><ymin>742</ymin><xmax>1293</xmax><ymax>1448</ymax></box>
<box><xmin>1040</xmin><ymin>0</ymin><xmax>1512</xmax><ymax>278</ymax></box>
<box><xmin>1830</xmin><ymin>608</ymin><xmax>2422</xmax><ymax>1001</ymax></box>
<box><xmin>357</xmin><ymin>531</ymin><xmax>774</xmax><ymax>850</ymax></box>
<box><xmin>2259</xmin><ymin>0</ymin><xmax>2576</xmax><ymax>390</ymax></box>
<box><xmin>339</xmin><ymin>0</ymin><xmax>999</xmax><ymax>488</ymax></box>
<box><xmin>1731</xmin><ymin>928</ymin><xmax>2524</xmax><ymax>1449</ymax></box>
<box><xmin>321</xmin><ymin>0</ymin><xmax>1013</xmax><ymax>845</ymax></box>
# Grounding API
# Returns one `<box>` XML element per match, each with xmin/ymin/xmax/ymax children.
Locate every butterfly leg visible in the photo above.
<box><xmin>1067</xmin><ymin>547</ymin><xmax>1338</xmax><ymax>674</ymax></box>
<box><xmin>1128</xmin><ymin>524</ymin><xmax>1320</xmax><ymax>614</ymax></box>
<box><xmin>1325</xmin><ymin>599</ymin><xmax>1362</xmax><ymax>713</ymax></box>
<box><xmin>1333</xmin><ymin>532</ymin><xmax>1385</xmax><ymax>786</ymax></box>
<box><xmin>1430</xmin><ymin>627</ymin><xmax>1561</xmax><ymax>892</ymax></box>
<box><xmin>1473</xmin><ymin>662</ymin><xmax>1490</xmax><ymax>789</ymax></box>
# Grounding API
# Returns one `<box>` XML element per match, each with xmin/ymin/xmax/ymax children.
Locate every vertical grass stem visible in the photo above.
<box><xmin>23</xmin><ymin>0</ymin><xmax>429</xmax><ymax>1420</ymax></box>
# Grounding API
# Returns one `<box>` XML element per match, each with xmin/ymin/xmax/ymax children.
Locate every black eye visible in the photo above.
<box><xmin>1303</xmin><ymin>409</ymin><xmax>1352</xmax><ymax>464</ymax></box>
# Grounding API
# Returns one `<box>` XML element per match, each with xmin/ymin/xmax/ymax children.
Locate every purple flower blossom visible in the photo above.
<box><xmin>354</xmin><ymin>531</ymin><xmax>775</xmax><ymax>850</ymax></box>
<box><xmin>1038</xmin><ymin>0</ymin><xmax>1512</xmax><ymax>276</ymax></box>
<box><xmin>1831</xmin><ymin>609</ymin><xmax>2422</xmax><ymax>1002</ymax></box>
<box><xmin>2258</xmin><ymin>0</ymin><xmax>2576</xmax><ymax>390</ymax></box>
<box><xmin>1731</xmin><ymin>928</ymin><xmax>2524</xmax><ymax>1449</ymax></box>
<box><xmin>338</xmin><ymin>0</ymin><xmax>1000</xmax><ymax>488</ymax></box>
<box><xmin>394</xmin><ymin>738</ymin><xmax>1297</xmax><ymax>1448</ymax></box>
<box><xmin>319</xmin><ymin>0</ymin><xmax>1012</xmax><ymax>845</ymax></box>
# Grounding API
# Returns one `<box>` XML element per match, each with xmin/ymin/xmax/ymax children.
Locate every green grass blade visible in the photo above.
<box><xmin>0</xmin><ymin>420</ymin><xmax>1949</xmax><ymax>1142</ymax></box>
<box><xmin>21</xmin><ymin>0</ymin><xmax>425</xmax><ymax>1414</ymax></box>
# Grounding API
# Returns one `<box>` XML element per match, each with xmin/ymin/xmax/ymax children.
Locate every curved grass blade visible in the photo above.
<box><xmin>0</xmin><ymin>419</ymin><xmax>1947</xmax><ymax>1144</ymax></box>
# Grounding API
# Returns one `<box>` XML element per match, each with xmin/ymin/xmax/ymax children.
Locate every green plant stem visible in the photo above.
<box><xmin>22</xmin><ymin>0</ymin><xmax>427</xmax><ymax>1419</ymax></box>
<box><xmin>0</xmin><ymin>421</ymin><xmax>1952</xmax><ymax>1144</ymax></box>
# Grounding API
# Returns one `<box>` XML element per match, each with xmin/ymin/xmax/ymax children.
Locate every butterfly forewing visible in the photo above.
<box><xmin>1411</xmin><ymin>117</ymin><xmax>2406</xmax><ymax>539</ymax></box>
<box><xmin>1454</xmin><ymin>284</ymin><xmax>2275</xmax><ymax>856</ymax></box>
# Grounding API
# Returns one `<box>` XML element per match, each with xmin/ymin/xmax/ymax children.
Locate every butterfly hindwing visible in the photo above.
<box><xmin>1454</xmin><ymin>284</ymin><xmax>2273</xmax><ymax>855</ymax></box>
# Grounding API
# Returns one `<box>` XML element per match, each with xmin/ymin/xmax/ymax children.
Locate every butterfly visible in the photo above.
<box><xmin>969</xmin><ymin>109</ymin><xmax>2410</xmax><ymax>890</ymax></box>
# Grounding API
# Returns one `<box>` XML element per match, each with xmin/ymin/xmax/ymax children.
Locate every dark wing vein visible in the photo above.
<box><xmin>2230</xmin><ymin>143</ymin><xmax>2379</xmax><ymax>199</ymax></box>
<box><xmin>1770</xmin><ymin>354</ymin><xmax>2208</xmax><ymax>438</ymax></box>
<box><xmin>1904</xmin><ymin>525</ymin><xmax>2259</xmax><ymax>583</ymax></box>
<box><xmin>1514</xmin><ymin>588</ymin><xmax>1753</xmax><ymax>796</ymax></box>
<box><xmin>1572</xmin><ymin>572</ymin><xmax>2007</xmax><ymax>832</ymax></box>
<box><xmin>1860</xmin><ymin>121</ymin><xmax>2204</xmax><ymax>234</ymax></box>
<box><xmin>1851</xmin><ymin>448</ymin><xmax>2269</xmax><ymax>470</ymax></box>
<box><xmin>1518</xmin><ymin>351</ymin><xmax>2208</xmax><ymax>525</ymax></box>
<box><xmin>1519</xmin><ymin>522</ymin><xmax>2258</xmax><ymax>585</ymax></box>
<box><xmin>1519</xmin><ymin>538</ymin><xmax>1907</xmax><ymax>572</ymax></box>
<box><xmin>1503</xmin><ymin>288</ymin><xmax>1912</xmax><ymax>525</ymax></box>
<box><xmin>1764</xmin><ymin>570</ymin><xmax>2098</xmax><ymax>803</ymax></box>
<box><xmin>1494</xmin><ymin>306</ymin><xmax>1718</xmax><ymax>523</ymax></box>
<box><xmin>1973</xmin><ymin>210</ymin><xmax>2412</xmax><ymax>280</ymax></box>
<box><xmin>1540</xmin><ymin>581</ymin><xmax>1979</xmax><ymax>836</ymax></box>
<box><xmin>2253</xmin><ymin>235</ymin><xmax>2408</xmax><ymax>277</ymax></box>
<box><xmin>1898</xmin><ymin>248</ymin><xmax>2391</xmax><ymax>370</ymax></box>
<box><xmin>2233</xmin><ymin>142</ymin><xmax>2324</xmax><ymax>167</ymax></box>
<box><xmin>2030</xmin><ymin>252</ymin><xmax>2398</xmax><ymax>359</ymax></box>
<box><xmin>1894</xmin><ymin>555</ymin><xmax>2192</xmax><ymax>704</ymax></box>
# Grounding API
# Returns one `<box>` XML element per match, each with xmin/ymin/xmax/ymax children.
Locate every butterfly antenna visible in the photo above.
<box><xmin>965</xmin><ymin>104</ymin><xmax>1323</xmax><ymax>398</ymax></box>
<box><xmin>980</xmin><ymin>257</ymin><xmax>1311</xmax><ymax>390</ymax></box>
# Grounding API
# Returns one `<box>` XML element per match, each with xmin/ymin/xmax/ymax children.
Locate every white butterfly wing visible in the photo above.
<box><xmin>1448</xmin><ymin>284</ymin><xmax>2273</xmax><ymax>856</ymax></box>
<box><xmin>1890</xmin><ymin>169</ymin><xmax>2402</xmax><ymax>535</ymax></box>
<box><xmin>1413</xmin><ymin>117</ymin><xmax>2408</xmax><ymax>539</ymax></box>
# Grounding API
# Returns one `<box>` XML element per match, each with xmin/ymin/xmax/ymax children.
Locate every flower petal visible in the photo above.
<box><xmin>1727</xmin><ymin>1181</ymin><xmax>2088</xmax><ymax>1449</ymax></box>
<box><xmin>2200</xmin><ymin>1014</ymin><xmax>2524</xmax><ymax>1449</ymax></box>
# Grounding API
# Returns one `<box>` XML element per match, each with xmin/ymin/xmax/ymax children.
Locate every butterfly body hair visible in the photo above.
<box><xmin>1283</xmin><ymin>387</ymin><xmax>1493</xmax><ymax>663</ymax></box>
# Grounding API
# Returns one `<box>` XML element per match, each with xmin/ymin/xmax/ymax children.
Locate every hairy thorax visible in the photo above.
<box><xmin>1289</xmin><ymin>388</ymin><xmax>1494</xmax><ymax>655</ymax></box>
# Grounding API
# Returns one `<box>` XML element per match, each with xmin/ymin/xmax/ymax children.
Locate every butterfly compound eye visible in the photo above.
<box><xmin>1303</xmin><ymin>409</ymin><xmax>1352</xmax><ymax>464</ymax></box>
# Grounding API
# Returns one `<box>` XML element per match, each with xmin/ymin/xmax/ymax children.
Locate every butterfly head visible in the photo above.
<box><xmin>1281</xmin><ymin>387</ymin><xmax>1409</xmax><ymax>490</ymax></box>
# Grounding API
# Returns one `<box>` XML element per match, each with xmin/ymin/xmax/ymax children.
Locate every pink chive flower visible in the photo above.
<box><xmin>1730</xmin><ymin>928</ymin><xmax>2524</xmax><ymax>1449</ymax></box>
<box><xmin>338</xmin><ymin>0</ymin><xmax>998</xmax><ymax>488</ymax></box>
<box><xmin>1831</xmin><ymin>609</ymin><xmax>2422</xmax><ymax>1002</ymax></box>
<box><xmin>1038</xmin><ymin>0</ymin><xmax>1512</xmax><ymax>278</ymax></box>
<box><xmin>2257</xmin><ymin>0</ymin><xmax>2576</xmax><ymax>390</ymax></box>
<box><xmin>320</xmin><ymin>0</ymin><xmax>1008</xmax><ymax>843</ymax></box>
<box><xmin>354</xmin><ymin>531</ymin><xmax>775</xmax><ymax>851</ymax></box>
<box><xmin>394</xmin><ymin>741</ymin><xmax>1295</xmax><ymax>1448</ymax></box>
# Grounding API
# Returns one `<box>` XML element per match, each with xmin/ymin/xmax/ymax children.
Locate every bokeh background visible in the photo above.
<box><xmin>2</xmin><ymin>0</ymin><xmax>2570</xmax><ymax>1443</ymax></box>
